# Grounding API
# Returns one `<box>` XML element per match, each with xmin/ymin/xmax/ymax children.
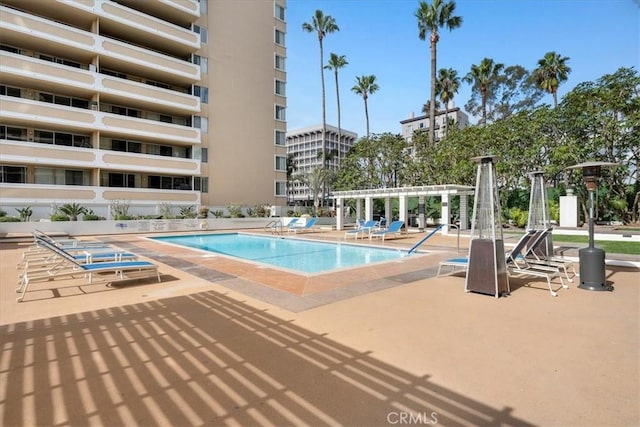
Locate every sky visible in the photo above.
<box><xmin>284</xmin><ymin>0</ymin><xmax>640</xmax><ymax>138</ymax></box>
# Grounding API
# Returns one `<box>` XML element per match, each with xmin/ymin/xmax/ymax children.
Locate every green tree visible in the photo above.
<box><xmin>295</xmin><ymin>167</ymin><xmax>333</xmax><ymax>213</ymax></box>
<box><xmin>324</xmin><ymin>53</ymin><xmax>348</xmax><ymax>166</ymax></box>
<box><xmin>492</xmin><ymin>65</ymin><xmax>544</xmax><ymax>120</ymax></box>
<box><xmin>436</xmin><ymin>67</ymin><xmax>461</xmax><ymax>137</ymax></box>
<box><xmin>531</xmin><ymin>51</ymin><xmax>571</xmax><ymax>108</ymax></box>
<box><xmin>416</xmin><ymin>0</ymin><xmax>462</xmax><ymax>145</ymax></box>
<box><xmin>464</xmin><ymin>57</ymin><xmax>504</xmax><ymax>126</ymax></box>
<box><xmin>351</xmin><ymin>75</ymin><xmax>379</xmax><ymax>138</ymax></box>
<box><xmin>302</xmin><ymin>10</ymin><xmax>339</xmax><ymax>168</ymax></box>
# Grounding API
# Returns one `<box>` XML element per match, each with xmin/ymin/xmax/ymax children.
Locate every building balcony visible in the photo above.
<box><xmin>0</xmin><ymin>5</ymin><xmax>200</xmax><ymax>86</ymax></box>
<box><xmin>1</xmin><ymin>97</ymin><xmax>201</xmax><ymax>146</ymax></box>
<box><xmin>0</xmin><ymin>140</ymin><xmax>201</xmax><ymax>176</ymax></box>
<box><xmin>0</xmin><ymin>183</ymin><xmax>200</xmax><ymax>205</ymax></box>
<box><xmin>0</xmin><ymin>52</ymin><xmax>200</xmax><ymax>115</ymax></box>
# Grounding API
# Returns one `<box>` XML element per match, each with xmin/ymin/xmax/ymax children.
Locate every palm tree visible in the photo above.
<box><xmin>436</xmin><ymin>67</ymin><xmax>461</xmax><ymax>137</ymax></box>
<box><xmin>324</xmin><ymin>53</ymin><xmax>348</xmax><ymax>166</ymax></box>
<box><xmin>302</xmin><ymin>10</ymin><xmax>339</xmax><ymax>169</ymax></box>
<box><xmin>421</xmin><ymin>99</ymin><xmax>441</xmax><ymax>115</ymax></box>
<box><xmin>463</xmin><ymin>58</ymin><xmax>504</xmax><ymax>126</ymax></box>
<box><xmin>351</xmin><ymin>75</ymin><xmax>380</xmax><ymax>139</ymax></box>
<box><xmin>531</xmin><ymin>51</ymin><xmax>571</xmax><ymax>108</ymax></box>
<box><xmin>416</xmin><ymin>0</ymin><xmax>462</xmax><ymax>145</ymax></box>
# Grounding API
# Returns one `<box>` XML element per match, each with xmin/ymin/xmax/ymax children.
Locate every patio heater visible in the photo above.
<box><xmin>465</xmin><ymin>156</ymin><xmax>509</xmax><ymax>298</ymax></box>
<box><xmin>567</xmin><ymin>162</ymin><xmax>617</xmax><ymax>291</ymax></box>
<box><xmin>527</xmin><ymin>171</ymin><xmax>553</xmax><ymax>257</ymax></box>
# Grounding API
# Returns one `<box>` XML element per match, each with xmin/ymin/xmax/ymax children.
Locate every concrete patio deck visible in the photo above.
<box><xmin>1</xmin><ymin>228</ymin><xmax>638</xmax><ymax>426</ymax></box>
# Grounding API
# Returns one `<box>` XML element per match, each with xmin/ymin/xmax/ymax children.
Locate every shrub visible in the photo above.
<box><xmin>227</xmin><ymin>205</ymin><xmax>244</xmax><ymax>218</ymax></box>
<box><xmin>16</xmin><ymin>206</ymin><xmax>32</xmax><ymax>222</ymax></box>
<box><xmin>179</xmin><ymin>205</ymin><xmax>197</xmax><ymax>219</ymax></box>
<box><xmin>0</xmin><ymin>216</ymin><xmax>20</xmax><ymax>222</ymax></box>
<box><xmin>508</xmin><ymin>207</ymin><xmax>528</xmax><ymax>228</ymax></box>
<box><xmin>0</xmin><ymin>209</ymin><xmax>6</xmax><ymax>217</ymax></box>
<box><xmin>51</xmin><ymin>214</ymin><xmax>70</xmax><ymax>221</ymax></box>
<box><xmin>110</xmin><ymin>200</ymin><xmax>130</xmax><ymax>219</ymax></box>
<box><xmin>210</xmin><ymin>209</ymin><xmax>224</xmax><ymax>218</ymax></box>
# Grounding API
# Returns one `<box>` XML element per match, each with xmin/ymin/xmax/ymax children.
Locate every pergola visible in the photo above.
<box><xmin>332</xmin><ymin>184</ymin><xmax>475</xmax><ymax>235</ymax></box>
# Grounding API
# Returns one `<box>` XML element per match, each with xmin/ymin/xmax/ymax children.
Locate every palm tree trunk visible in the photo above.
<box><xmin>552</xmin><ymin>90</ymin><xmax>558</xmax><ymax>108</ymax></box>
<box><xmin>319</xmin><ymin>38</ymin><xmax>327</xmax><ymax>207</ymax></box>
<box><xmin>335</xmin><ymin>69</ymin><xmax>342</xmax><ymax>167</ymax></box>
<box><xmin>429</xmin><ymin>36</ymin><xmax>437</xmax><ymax>146</ymax></box>
<box><xmin>481</xmin><ymin>85</ymin><xmax>487</xmax><ymax>126</ymax></box>
<box><xmin>364</xmin><ymin>97</ymin><xmax>370</xmax><ymax>138</ymax></box>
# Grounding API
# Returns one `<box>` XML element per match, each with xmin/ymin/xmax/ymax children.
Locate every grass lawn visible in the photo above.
<box><xmin>553</xmin><ymin>234</ymin><xmax>640</xmax><ymax>255</ymax></box>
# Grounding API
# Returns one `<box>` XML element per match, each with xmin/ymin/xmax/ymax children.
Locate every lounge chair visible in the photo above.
<box><xmin>287</xmin><ymin>217</ymin><xmax>318</xmax><ymax>233</ymax></box>
<box><xmin>437</xmin><ymin>230</ymin><xmax>537</xmax><ymax>275</ymax></box>
<box><xmin>524</xmin><ymin>228</ymin><xmax>577</xmax><ymax>282</ymax></box>
<box><xmin>369</xmin><ymin>220</ymin><xmax>405</xmax><ymax>241</ymax></box>
<box><xmin>17</xmin><ymin>238</ymin><xmax>161</xmax><ymax>302</ymax></box>
<box><xmin>344</xmin><ymin>220</ymin><xmax>378</xmax><ymax>239</ymax></box>
<box><xmin>438</xmin><ymin>230</ymin><xmax>567</xmax><ymax>296</ymax></box>
<box><xmin>20</xmin><ymin>233</ymin><xmax>130</xmax><ymax>268</ymax></box>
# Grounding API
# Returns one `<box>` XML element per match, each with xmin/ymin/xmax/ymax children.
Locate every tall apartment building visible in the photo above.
<box><xmin>286</xmin><ymin>124</ymin><xmax>357</xmax><ymax>205</ymax></box>
<box><xmin>0</xmin><ymin>0</ymin><xmax>287</xmax><ymax>218</ymax></box>
<box><xmin>400</xmin><ymin>108</ymin><xmax>469</xmax><ymax>153</ymax></box>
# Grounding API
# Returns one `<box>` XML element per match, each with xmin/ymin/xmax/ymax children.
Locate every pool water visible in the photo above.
<box><xmin>152</xmin><ymin>233</ymin><xmax>405</xmax><ymax>274</ymax></box>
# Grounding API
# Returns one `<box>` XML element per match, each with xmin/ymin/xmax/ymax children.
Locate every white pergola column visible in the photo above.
<box><xmin>399</xmin><ymin>195</ymin><xmax>408</xmax><ymax>226</ymax></box>
<box><xmin>355</xmin><ymin>198</ymin><xmax>363</xmax><ymax>221</ymax></box>
<box><xmin>418</xmin><ymin>195</ymin><xmax>425</xmax><ymax>231</ymax></box>
<box><xmin>335</xmin><ymin>197</ymin><xmax>343</xmax><ymax>230</ymax></box>
<box><xmin>384</xmin><ymin>197</ymin><xmax>391</xmax><ymax>225</ymax></box>
<box><xmin>440</xmin><ymin>194</ymin><xmax>450</xmax><ymax>235</ymax></box>
<box><xmin>459</xmin><ymin>194</ymin><xmax>469</xmax><ymax>230</ymax></box>
<box><xmin>365</xmin><ymin>196</ymin><xmax>373</xmax><ymax>221</ymax></box>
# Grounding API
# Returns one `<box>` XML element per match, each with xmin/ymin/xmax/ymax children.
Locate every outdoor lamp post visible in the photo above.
<box><xmin>567</xmin><ymin>161</ymin><xmax>617</xmax><ymax>291</ymax></box>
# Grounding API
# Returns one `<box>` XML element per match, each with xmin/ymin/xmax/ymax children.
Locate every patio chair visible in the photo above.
<box><xmin>344</xmin><ymin>220</ymin><xmax>378</xmax><ymax>239</ymax></box>
<box><xmin>523</xmin><ymin>228</ymin><xmax>577</xmax><ymax>283</ymax></box>
<box><xmin>369</xmin><ymin>220</ymin><xmax>405</xmax><ymax>241</ymax></box>
<box><xmin>288</xmin><ymin>217</ymin><xmax>318</xmax><ymax>233</ymax></box>
<box><xmin>17</xmin><ymin>238</ymin><xmax>161</xmax><ymax>302</ymax></box>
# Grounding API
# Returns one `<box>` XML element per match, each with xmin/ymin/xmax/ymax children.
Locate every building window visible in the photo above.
<box><xmin>1</xmin><ymin>126</ymin><xmax>26</xmax><ymax>141</ymax></box>
<box><xmin>199</xmin><ymin>0</ymin><xmax>207</xmax><ymax>14</ymax></box>
<box><xmin>194</xmin><ymin>176</ymin><xmax>208</xmax><ymax>193</ymax></box>
<box><xmin>275</xmin><ymin>3</ymin><xmax>285</xmax><ymax>20</ymax></box>
<box><xmin>35</xmin><ymin>168</ymin><xmax>89</xmax><ymax>186</ymax></box>
<box><xmin>200</xmin><ymin>147</ymin><xmax>208</xmax><ymax>163</ymax></box>
<box><xmin>275</xmin><ymin>54</ymin><xmax>285</xmax><ymax>71</ymax></box>
<box><xmin>193</xmin><ymin>116</ymin><xmax>208</xmax><ymax>132</ymax></box>
<box><xmin>194</xmin><ymin>25</ymin><xmax>208</xmax><ymax>43</ymax></box>
<box><xmin>275</xmin><ymin>105</ymin><xmax>286</xmax><ymax>121</ymax></box>
<box><xmin>275</xmin><ymin>156</ymin><xmax>287</xmax><ymax>171</ymax></box>
<box><xmin>193</xmin><ymin>55</ymin><xmax>208</xmax><ymax>74</ymax></box>
<box><xmin>193</xmin><ymin>86</ymin><xmax>208</xmax><ymax>104</ymax></box>
<box><xmin>275</xmin><ymin>80</ymin><xmax>286</xmax><ymax>96</ymax></box>
<box><xmin>0</xmin><ymin>85</ymin><xmax>21</xmax><ymax>97</ymax></box>
<box><xmin>0</xmin><ymin>165</ymin><xmax>26</xmax><ymax>183</ymax></box>
<box><xmin>275</xmin><ymin>130</ymin><xmax>286</xmax><ymax>146</ymax></box>
<box><xmin>275</xmin><ymin>29</ymin><xmax>285</xmax><ymax>46</ymax></box>
<box><xmin>275</xmin><ymin>181</ymin><xmax>287</xmax><ymax>197</ymax></box>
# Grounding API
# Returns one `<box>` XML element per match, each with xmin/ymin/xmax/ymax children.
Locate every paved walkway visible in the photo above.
<box><xmin>1</xmin><ymin>229</ymin><xmax>638</xmax><ymax>426</ymax></box>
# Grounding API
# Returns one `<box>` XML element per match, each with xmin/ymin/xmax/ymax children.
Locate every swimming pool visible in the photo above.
<box><xmin>152</xmin><ymin>233</ymin><xmax>405</xmax><ymax>274</ymax></box>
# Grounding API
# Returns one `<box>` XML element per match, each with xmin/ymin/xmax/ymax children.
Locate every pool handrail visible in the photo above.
<box><xmin>407</xmin><ymin>224</ymin><xmax>444</xmax><ymax>255</ymax></box>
